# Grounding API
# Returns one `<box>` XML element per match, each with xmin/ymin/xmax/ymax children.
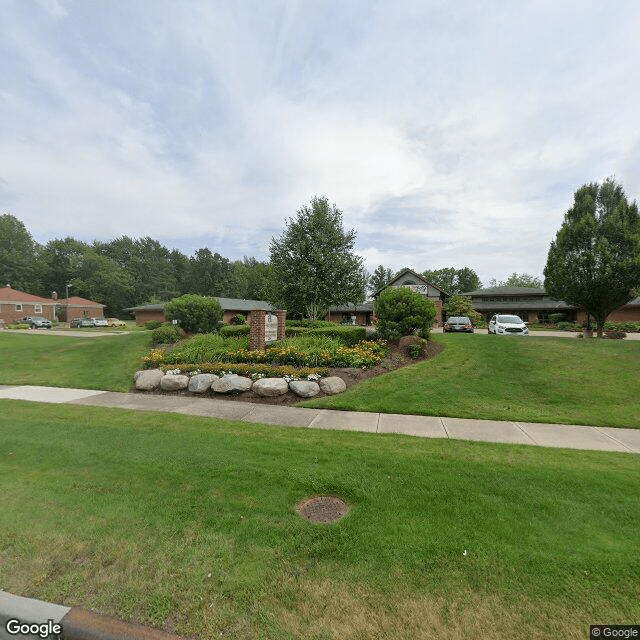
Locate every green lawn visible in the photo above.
<box><xmin>0</xmin><ymin>401</ymin><xmax>638</xmax><ymax>639</ymax></box>
<box><xmin>300</xmin><ymin>334</ymin><xmax>640</xmax><ymax>428</ymax></box>
<box><xmin>0</xmin><ymin>331</ymin><xmax>150</xmax><ymax>391</ymax></box>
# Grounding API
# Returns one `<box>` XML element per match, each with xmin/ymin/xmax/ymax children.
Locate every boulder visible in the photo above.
<box><xmin>161</xmin><ymin>374</ymin><xmax>189</xmax><ymax>391</ymax></box>
<box><xmin>134</xmin><ymin>370</ymin><xmax>145</xmax><ymax>381</ymax></box>
<box><xmin>253</xmin><ymin>378</ymin><xmax>289</xmax><ymax>397</ymax></box>
<box><xmin>135</xmin><ymin>369</ymin><xmax>164</xmax><ymax>391</ymax></box>
<box><xmin>188</xmin><ymin>373</ymin><xmax>219</xmax><ymax>393</ymax></box>
<box><xmin>289</xmin><ymin>380</ymin><xmax>320</xmax><ymax>398</ymax></box>
<box><xmin>318</xmin><ymin>376</ymin><xmax>347</xmax><ymax>395</ymax></box>
<box><xmin>212</xmin><ymin>374</ymin><xmax>253</xmax><ymax>394</ymax></box>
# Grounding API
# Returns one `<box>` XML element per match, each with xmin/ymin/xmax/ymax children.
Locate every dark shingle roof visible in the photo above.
<box><xmin>124</xmin><ymin>298</ymin><xmax>273</xmax><ymax>313</ymax></box>
<box><xmin>461</xmin><ymin>286</ymin><xmax>546</xmax><ymax>296</ymax></box>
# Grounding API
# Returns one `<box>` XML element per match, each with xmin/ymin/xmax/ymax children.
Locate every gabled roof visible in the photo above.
<box><xmin>0</xmin><ymin>286</ymin><xmax>56</xmax><ymax>304</ymax></box>
<box><xmin>373</xmin><ymin>268</ymin><xmax>447</xmax><ymax>297</ymax></box>
<box><xmin>60</xmin><ymin>296</ymin><xmax>105</xmax><ymax>307</ymax></box>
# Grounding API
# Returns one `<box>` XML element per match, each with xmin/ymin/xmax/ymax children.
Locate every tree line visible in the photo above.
<box><xmin>0</xmin><ymin>215</ymin><xmax>273</xmax><ymax>315</ymax></box>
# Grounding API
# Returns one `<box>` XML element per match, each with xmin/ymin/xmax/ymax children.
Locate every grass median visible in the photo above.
<box><xmin>0</xmin><ymin>331</ymin><xmax>150</xmax><ymax>391</ymax></box>
<box><xmin>299</xmin><ymin>333</ymin><xmax>640</xmax><ymax>428</ymax></box>
<box><xmin>0</xmin><ymin>401</ymin><xmax>638</xmax><ymax>639</ymax></box>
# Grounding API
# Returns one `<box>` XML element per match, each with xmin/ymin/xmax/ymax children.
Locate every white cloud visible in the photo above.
<box><xmin>1</xmin><ymin>0</ymin><xmax>639</xmax><ymax>283</ymax></box>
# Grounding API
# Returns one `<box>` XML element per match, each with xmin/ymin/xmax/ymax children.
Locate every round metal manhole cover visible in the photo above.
<box><xmin>298</xmin><ymin>496</ymin><xmax>349</xmax><ymax>523</ymax></box>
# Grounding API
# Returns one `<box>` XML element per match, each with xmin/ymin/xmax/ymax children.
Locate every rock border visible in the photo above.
<box><xmin>134</xmin><ymin>370</ymin><xmax>346</xmax><ymax>399</ymax></box>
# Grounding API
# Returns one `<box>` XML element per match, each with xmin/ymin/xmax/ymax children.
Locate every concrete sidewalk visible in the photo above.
<box><xmin>0</xmin><ymin>590</ymin><xmax>184</xmax><ymax>640</ymax></box>
<box><xmin>0</xmin><ymin>385</ymin><xmax>638</xmax><ymax>454</ymax></box>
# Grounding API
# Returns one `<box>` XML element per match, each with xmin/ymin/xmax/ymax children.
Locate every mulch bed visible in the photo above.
<box><xmin>140</xmin><ymin>340</ymin><xmax>443</xmax><ymax>407</ymax></box>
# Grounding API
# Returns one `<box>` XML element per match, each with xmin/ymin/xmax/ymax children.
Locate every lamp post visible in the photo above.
<box><xmin>65</xmin><ymin>284</ymin><xmax>72</xmax><ymax>324</ymax></box>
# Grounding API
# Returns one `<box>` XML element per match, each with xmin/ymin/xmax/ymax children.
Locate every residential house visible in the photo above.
<box><xmin>0</xmin><ymin>285</ymin><xmax>57</xmax><ymax>325</ymax></box>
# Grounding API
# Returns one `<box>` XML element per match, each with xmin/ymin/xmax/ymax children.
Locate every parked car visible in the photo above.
<box><xmin>107</xmin><ymin>317</ymin><xmax>126</xmax><ymax>327</ymax></box>
<box><xmin>92</xmin><ymin>317</ymin><xmax>108</xmax><ymax>327</ymax></box>
<box><xmin>444</xmin><ymin>316</ymin><xmax>474</xmax><ymax>333</ymax></box>
<box><xmin>22</xmin><ymin>316</ymin><xmax>52</xmax><ymax>329</ymax></box>
<box><xmin>488</xmin><ymin>314</ymin><xmax>529</xmax><ymax>336</ymax></box>
<box><xmin>70</xmin><ymin>317</ymin><xmax>95</xmax><ymax>328</ymax></box>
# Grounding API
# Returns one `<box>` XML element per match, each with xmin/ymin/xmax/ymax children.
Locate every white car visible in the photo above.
<box><xmin>92</xmin><ymin>317</ymin><xmax>108</xmax><ymax>327</ymax></box>
<box><xmin>488</xmin><ymin>314</ymin><xmax>529</xmax><ymax>336</ymax></box>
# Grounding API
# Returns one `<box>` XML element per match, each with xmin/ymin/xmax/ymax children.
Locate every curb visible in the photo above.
<box><xmin>0</xmin><ymin>592</ymin><xmax>185</xmax><ymax>640</ymax></box>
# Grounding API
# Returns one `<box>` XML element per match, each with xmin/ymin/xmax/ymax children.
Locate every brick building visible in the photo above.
<box><xmin>124</xmin><ymin>298</ymin><xmax>275</xmax><ymax>325</ymax></box>
<box><xmin>0</xmin><ymin>285</ymin><xmax>57</xmax><ymax>325</ymax></box>
<box><xmin>58</xmin><ymin>296</ymin><xmax>106</xmax><ymax>322</ymax></box>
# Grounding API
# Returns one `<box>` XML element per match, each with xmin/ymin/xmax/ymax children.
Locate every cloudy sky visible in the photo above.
<box><xmin>1</xmin><ymin>0</ymin><xmax>639</xmax><ymax>284</ymax></box>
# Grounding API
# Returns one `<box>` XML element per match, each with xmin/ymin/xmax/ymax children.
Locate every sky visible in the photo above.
<box><xmin>1</xmin><ymin>0</ymin><xmax>639</xmax><ymax>285</ymax></box>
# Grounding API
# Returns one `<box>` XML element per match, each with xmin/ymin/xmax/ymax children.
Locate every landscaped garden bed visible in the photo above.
<box><xmin>137</xmin><ymin>329</ymin><xmax>443</xmax><ymax>406</ymax></box>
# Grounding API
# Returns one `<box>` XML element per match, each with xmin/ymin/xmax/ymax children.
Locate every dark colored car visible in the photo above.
<box><xmin>23</xmin><ymin>316</ymin><xmax>52</xmax><ymax>329</ymax></box>
<box><xmin>70</xmin><ymin>317</ymin><xmax>95</xmax><ymax>328</ymax></box>
<box><xmin>443</xmin><ymin>316</ymin><xmax>474</xmax><ymax>333</ymax></box>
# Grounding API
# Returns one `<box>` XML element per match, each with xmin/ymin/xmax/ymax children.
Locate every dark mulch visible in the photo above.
<box><xmin>139</xmin><ymin>340</ymin><xmax>443</xmax><ymax>407</ymax></box>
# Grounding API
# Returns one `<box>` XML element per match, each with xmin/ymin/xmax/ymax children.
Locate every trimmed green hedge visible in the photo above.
<box><xmin>219</xmin><ymin>324</ymin><xmax>250</xmax><ymax>337</ymax></box>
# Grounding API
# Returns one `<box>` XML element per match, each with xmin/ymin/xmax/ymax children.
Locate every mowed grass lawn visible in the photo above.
<box><xmin>0</xmin><ymin>331</ymin><xmax>150</xmax><ymax>392</ymax></box>
<box><xmin>0</xmin><ymin>401</ymin><xmax>638</xmax><ymax>639</ymax></box>
<box><xmin>300</xmin><ymin>334</ymin><xmax>640</xmax><ymax>428</ymax></box>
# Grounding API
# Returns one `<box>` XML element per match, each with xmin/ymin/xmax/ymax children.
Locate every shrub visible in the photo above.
<box><xmin>374</xmin><ymin>287</ymin><xmax>436</xmax><ymax>340</ymax></box>
<box><xmin>407</xmin><ymin>343</ymin><xmax>424</xmax><ymax>358</ymax></box>
<box><xmin>151</xmin><ymin>324</ymin><xmax>185</xmax><ymax>345</ymax></box>
<box><xmin>286</xmin><ymin>325</ymin><xmax>366</xmax><ymax>346</ymax></box>
<box><xmin>285</xmin><ymin>319</ymin><xmax>337</xmax><ymax>328</ymax></box>
<box><xmin>556</xmin><ymin>321</ymin><xmax>580</xmax><ymax>331</ymax></box>
<box><xmin>604</xmin><ymin>321</ymin><xmax>640</xmax><ymax>332</ymax></box>
<box><xmin>164</xmin><ymin>333</ymin><xmax>249</xmax><ymax>364</ymax></box>
<box><xmin>145</xmin><ymin>320</ymin><xmax>163</xmax><ymax>330</ymax></box>
<box><xmin>219</xmin><ymin>324</ymin><xmax>250</xmax><ymax>338</ymax></box>
<box><xmin>549</xmin><ymin>313</ymin><xmax>567</xmax><ymax>324</ymax></box>
<box><xmin>230</xmin><ymin>314</ymin><xmax>247</xmax><ymax>325</ymax></box>
<box><xmin>164</xmin><ymin>295</ymin><xmax>223</xmax><ymax>334</ymax></box>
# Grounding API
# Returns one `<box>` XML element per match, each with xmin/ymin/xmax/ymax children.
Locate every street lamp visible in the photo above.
<box><xmin>65</xmin><ymin>284</ymin><xmax>72</xmax><ymax>323</ymax></box>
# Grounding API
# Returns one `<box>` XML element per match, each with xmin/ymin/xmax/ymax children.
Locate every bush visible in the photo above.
<box><xmin>374</xmin><ymin>287</ymin><xmax>436</xmax><ymax>340</ymax></box>
<box><xmin>556</xmin><ymin>321</ymin><xmax>580</xmax><ymax>331</ymax></box>
<box><xmin>286</xmin><ymin>325</ymin><xmax>366</xmax><ymax>346</ymax></box>
<box><xmin>604</xmin><ymin>321</ymin><xmax>640</xmax><ymax>332</ymax></box>
<box><xmin>549</xmin><ymin>313</ymin><xmax>567</xmax><ymax>324</ymax></box>
<box><xmin>219</xmin><ymin>324</ymin><xmax>250</xmax><ymax>338</ymax></box>
<box><xmin>151</xmin><ymin>324</ymin><xmax>185</xmax><ymax>345</ymax></box>
<box><xmin>285</xmin><ymin>319</ymin><xmax>337</xmax><ymax>328</ymax></box>
<box><xmin>145</xmin><ymin>320</ymin><xmax>163</xmax><ymax>330</ymax></box>
<box><xmin>165</xmin><ymin>333</ymin><xmax>249</xmax><ymax>364</ymax></box>
<box><xmin>230</xmin><ymin>314</ymin><xmax>247</xmax><ymax>325</ymax></box>
<box><xmin>164</xmin><ymin>295</ymin><xmax>223</xmax><ymax>334</ymax></box>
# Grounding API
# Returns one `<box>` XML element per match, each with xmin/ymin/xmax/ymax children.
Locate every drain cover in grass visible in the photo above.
<box><xmin>298</xmin><ymin>496</ymin><xmax>349</xmax><ymax>523</ymax></box>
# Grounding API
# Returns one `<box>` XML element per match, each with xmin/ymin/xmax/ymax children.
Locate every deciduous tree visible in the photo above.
<box><xmin>269</xmin><ymin>196</ymin><xmax>366</xmax><ymax>320</ymax></box>
<box><xmin>544</xmin><ymin>178</ymin><xmax>640</xmax><ymax>336</ymax></box>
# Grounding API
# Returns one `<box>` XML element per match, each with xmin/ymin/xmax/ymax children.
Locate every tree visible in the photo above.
<box><xmin>489</xmin><ymin>273</ymin><xmax>542</xmax><ymax>288</ymax></box>
<box><xmin>186</xmin><ymin>248</ymin><xmax>232</xmax><ymax>296</ymax></box>
<box><xmin>268</xmin><ymin>196</ymin><xmax>366</xmax><ymax>320</ymax></box>
<box><xmin>164</xmin><ymin>294</ymin><xmax>223</xmax><ymax>334</ymax></box>
<box><xmin>456</xmin><ymin>267</ymin><xmax>482</xmax><ymax>293</ymax></box>
<box><xmin>442</xmin><ymin>294</ymin><xmax>483</xmax><ymax>325</ymax></box>
<box><xmin>422</xmin><ymin>267</ymin><xmax>482</xmax><ymax>294</ymax></box>
<box><xmin>369</xmin><ymin>265</ymin><xmax>394</xmax><ymax>294</ymax></box>
<box><xmin>0</xmin><ymin>214</ymin><xmax>40</xmax><ymax>292</ymax></box>
<box><xmin>374</xmin><ymin>287</ymin><xmax>436</xmax><ymax>339</ymax></box>
<box><xmin>544</xmin><ymin>177</ymin><xmax>640</xmax><ymax>336</ymax></box>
